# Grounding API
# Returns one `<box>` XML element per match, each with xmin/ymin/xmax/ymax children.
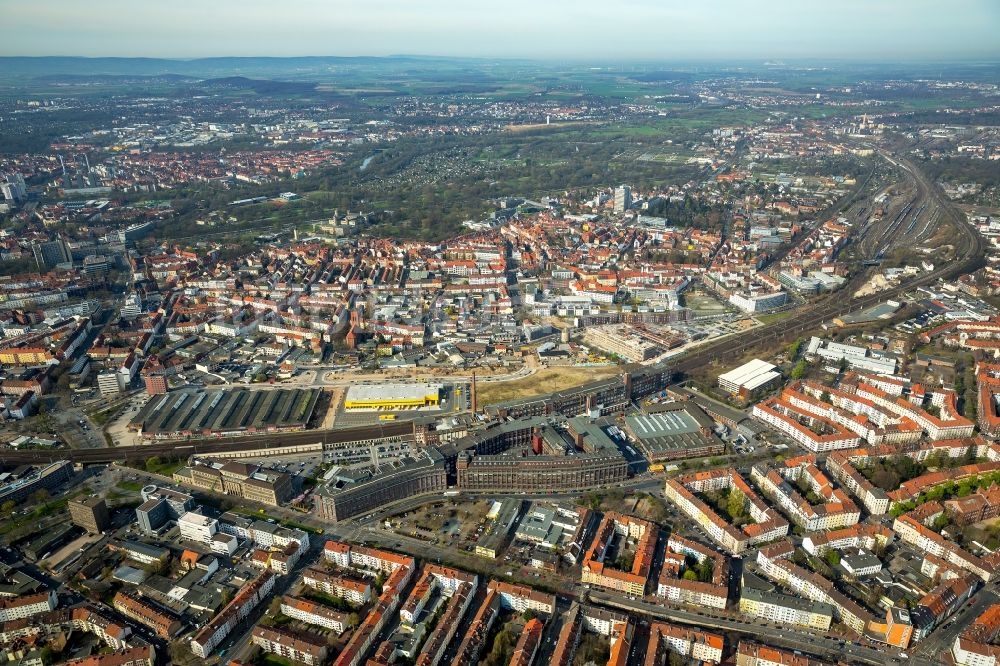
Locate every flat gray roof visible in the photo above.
<box><xmin>625</xmin><ymin>404</ymin><xmax>721</xmax><ymax>455</ymax></box>
<box><xmin>741</xmin><ymin>586</ymin><xmax>835</xmax><ymax>616</ymax></box>
<box><xmin>345</xmin><ymin>383</ymin><xmax>442</xmax><ymax>403</ymax></box>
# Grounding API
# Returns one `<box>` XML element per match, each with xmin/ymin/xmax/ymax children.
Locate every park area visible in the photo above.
<box><xmin>387</xmin><ymin>499</ymin><xmax>493</xmax><ymax>547</ymax></box>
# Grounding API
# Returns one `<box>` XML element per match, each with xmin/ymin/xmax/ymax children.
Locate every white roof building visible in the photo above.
<box><xmin>718</xmin><ymin>359</ymin><xmax>781</xmax><ymax>396</ymax></box>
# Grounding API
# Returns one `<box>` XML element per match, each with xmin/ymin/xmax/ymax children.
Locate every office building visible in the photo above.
<box><xmin>174</xmin><ymin>459</ymin><xmax>292</xmax><ymax>507</ymax></box>
<box><xmin>456</xmin><ymin>449</ymin><xmax>628</xmax><ymax>493</ymax></box>
<box><xmin>614</xmin><ymin>185</ymin><xmax>632</xmax><ymax>213</ymax></box>
<box><xmin>806</xmin><ymin>337</ymin><xmax>897</xmax><ymax>375</ymax></box>
<box><xmin>120</xmin><ymin>293</ymin><xmax>144</xmax><ymax>319</ymax></box>
<box><xmin>0</xmin><ymin>461</ymin><xmax>73</xmax><ymax>505</ymax></box>
<box><xmin>144</xmin><ymin>374</ymin><xmax>168</xmax><ymax>396</ymax></box>
<box><xmin>31</xmin><ymin>239</ymin><xmax>72</xmax><ymax>269</ymax></box>
<box><xmin>178</xmin><ymin>512</ymin><xmax>218</xmax><ymax>544</ymax></box>
<box><xmin>135</xmin><ymin>498</ymin><xmax>169</xmax><ymax>534</ymax></box>
<box><xmin>68</xmin><ymin>495</ymin><xmax>110</xmax><ymax>534</ymax></box>
<box><xmin>1</xmin><ymin>174</ymin><xmax>26</xmax><ymax>204</ymax></box>
<box><xmin>583</xmin><ymin>325</ymin><xmax>659</xmax><ymax>362</ymax></box>
<box><xmin>314</xmin><ymin>449</ymin><xmax>447</xmax><ymax>522</ymax></box>
<box><xmin>97</xmin><ymin>370</ymin><xmax>124</xmax><ymax>397</ymax></box>
<box><xmin>139</xmin><ymin>485</ymin><xmax>195</xmax><ymax>519</ymax></box>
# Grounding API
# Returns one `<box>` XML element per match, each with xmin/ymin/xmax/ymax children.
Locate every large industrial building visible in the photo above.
<box><xmin>304</xmin><ymin>367</ymin><xmax>677</xmax><ymax>519</ymax></box>
<box><xmin>314</xmin><ymin>449</ymin><xmax>448</xmax><ymax>522</ymax></box>
<box><xmin>624</xmin><ymin>402</ymin><xmax>725</xmax><ymax>462</ymax></box>
<box><xmin>130</xmin><ymin>388</ymin><xmax>319</xmax><ymax>439</ymax></box>
<box><xmin>457</xmin><ymin>450</ymin><xmax>628</xmax><ymax>493</ymax></box>
<box><xmin>343</xmin><ymin>383</ymin><xmax>442</xmax><ymax>410</ymax></box>
<box><xmin>454</xmin><ymin>415</ymin><xmax>631</xmax><ymax>493</ymax></box>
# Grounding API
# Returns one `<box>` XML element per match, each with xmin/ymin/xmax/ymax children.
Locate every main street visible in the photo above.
<box><xmin>331</xmin><ymin>521</ymin><xmax>908</xmax><ymax>666</ymax></box>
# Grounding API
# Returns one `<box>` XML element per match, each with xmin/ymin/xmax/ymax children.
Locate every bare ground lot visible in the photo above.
<box><xmin>477</xmin><ymin>365</ymin><xmax>622</xmax><ymax>406</ymax></box>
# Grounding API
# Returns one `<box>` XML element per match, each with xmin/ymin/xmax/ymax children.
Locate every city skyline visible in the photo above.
<box><xmin>2</xmin><ymin>0</ymin><xmax>999</xmax><ymax>61</ymax></box>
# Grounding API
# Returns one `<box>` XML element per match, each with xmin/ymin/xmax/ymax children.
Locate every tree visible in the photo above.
<box><xmin>346</xmin><ymin>612</ymin><xmax>360</xmax><ymax>628</ymax></box>
<box><xmin>145</xmin><ymin>456</ymin><xmax>161</xmax><ymax>472</ymax></box>
<box><xmin>727</xmin><ymin>487</ymin><xmax>747</xmax><ymax>522</ymax></box>
<box><xmin>0</xmin><ymin>500</ymin><xmax>15</xmax><ymax>520</ymax></box>
<box><xmin>268</xmin><ymin>596</ymin><xmax>283</xmax><ymax>615</ymax></box>
<box><xmin>825</xmin><ymin>550</ymin><xmax>841</xmax><ymax>567</ymax></box>
<box><xmin>932</xmin><ymin>513</ymin><xmax>951</xmax><ymax>532</ymax></box>
<box><xmin>39</xmin><ymin>645</ymin><xmax>56</xmax><ymax>666</ymax></box>
<box><xmin>787</xmin><ymin>338</ymin><xmax>804</xmax><ymax>359</ymax></box>
<box><xmin>30</xmin><ymin>488</ymin><xmax>49</xmax><ymax>504</ymax></box>
<box><xmin>482</xmin><ymin>628</ymin><xmax>518</xmax><ymax>666</ymax></box>
<box><xmin>791</xmin><ymin>359</ymin><xmax>809</xmax><ymax>380</ymax></box>
<box><xmin>682</xmin><ymin>569</ymin><xmax>699</xmax><ymax>581</ymax></box>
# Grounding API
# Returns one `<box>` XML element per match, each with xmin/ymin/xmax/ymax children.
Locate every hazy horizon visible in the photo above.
<box><xmin>2</xmin><ymin>0</ymin><xmax>999</xmax><ymax>61</ymax></box>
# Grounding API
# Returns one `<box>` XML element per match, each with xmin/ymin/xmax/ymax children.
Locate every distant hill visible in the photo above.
<box><xmin>0</xmin><ymin>55</ymin><xmax>493</xmax><ymax>82</ymax></box>
<box><xmin>32</xmin><ymin>72</ymin><xmax>198</xmax><ymax>84</ymax></box>
<box><xmin>195</xmin><ymin>76</ymin><xmax>318</xmax><ymax>94</ymax></box>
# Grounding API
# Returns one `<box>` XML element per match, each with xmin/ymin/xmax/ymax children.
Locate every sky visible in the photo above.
<box><xmin>2</xmin><ymin>0</ymin><xmax>998</xmax><ymax>61</ymax></box>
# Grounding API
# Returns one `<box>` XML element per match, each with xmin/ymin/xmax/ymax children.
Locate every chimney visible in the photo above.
<box><xmin>471</xmin><ymin>372</ymin><xmax>478</xmax><ymax>413</ymax></box>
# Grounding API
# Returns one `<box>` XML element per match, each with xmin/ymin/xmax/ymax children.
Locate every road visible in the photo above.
<box><xmin>98</xmin><ymin>450</ymin><xmax>970</xmax><ymax>666</ymax></box>
<box><xmin>912</xmin><ymin>581</ymin><xmax>998</xmax><ymax>664</ymax></box>
<box><xmin>201</xmin><ymin>365</ymin><xmax>535</xmax><ymax>391</ymax></box>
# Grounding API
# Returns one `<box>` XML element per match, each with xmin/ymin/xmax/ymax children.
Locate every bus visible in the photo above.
<box><xmin>379</xmin><ymin>414</ymin><xmax>397</xmax><ymax>421</ymax></box>
<box><xmin>648</xmin><ymin>463</ymin><xmax>666</xmax><ymax>473</ymax></box>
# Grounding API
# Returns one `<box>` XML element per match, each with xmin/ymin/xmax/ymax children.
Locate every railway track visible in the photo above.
<box><xmin>0</xmin><ymin>421</ymin><xmax>414</xmax><ymax>464</ymax></box>
<box><xmin>0</xmin><ymin>150</ymin><xmax>984</xmax><ymax>468</ymax></box>
<box><xmin>666</xmin><ymin>152</ymin><xmax>984</xmax><ymax>373</ymax></box>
